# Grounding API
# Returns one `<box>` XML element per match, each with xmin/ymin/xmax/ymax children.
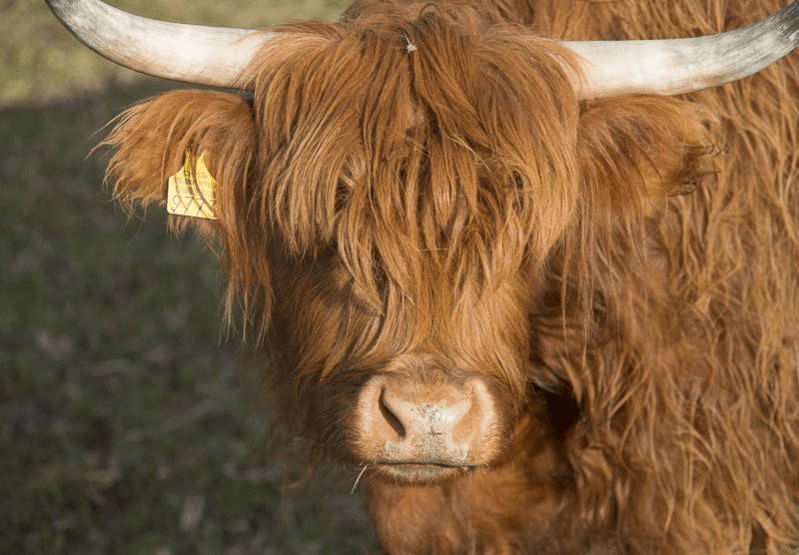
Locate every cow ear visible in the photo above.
<box><xmin>576</xmin><ymin>96</ymin><xmax>718</xmax><ymax>225</ymax></box>
<box><xmin>104</xmin><ymin>90</ymin><xmax>256</xmax><ymax>227</ymax></box>
<box><xmin>103</xmin><ymin>90</ymin><xmax>271</xmax><ymax>340</ymax></box>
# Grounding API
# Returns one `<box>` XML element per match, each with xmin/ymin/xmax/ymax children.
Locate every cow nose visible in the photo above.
<box><xmin>378</xmin><ymin>387</ymin><xmax>472</xmax><ymax>444</ymax></box>
<box><xmin>355</xmin><ymin>373</ymin><xmax>499</xmax><ymax>468</ymax></box>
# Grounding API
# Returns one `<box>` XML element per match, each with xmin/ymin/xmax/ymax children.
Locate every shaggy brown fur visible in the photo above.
<box><xmin>103</xmin><ymin>0</ymin><xmax>799</xmax><ymax>553</ymax></box>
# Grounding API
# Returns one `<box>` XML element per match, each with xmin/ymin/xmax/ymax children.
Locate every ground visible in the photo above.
<box><xmin>1</xmin><ymin>0</ymin><xmax>378</xmax><ymax>553</ymax></box>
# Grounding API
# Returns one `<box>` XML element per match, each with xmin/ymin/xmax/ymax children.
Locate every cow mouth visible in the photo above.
<box><xmin>370</xmin><ymin>462</ymin><xmax>475</xmax><ymax>484</ymax></box>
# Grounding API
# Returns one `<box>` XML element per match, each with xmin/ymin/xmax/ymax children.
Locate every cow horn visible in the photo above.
<box><xmin>566</xmin><ymin>1</ymin><xmax>799</xmax><ymax>99</ymax></box>
<box><xmin>45</xmin><ymin>0</ymin><xmax>276</xmax><ymax>89</ymax></box>
<box><xmin>48</xmin><ymin>0</ymin><xmax>799</xmax><ymax>97</ymax></box>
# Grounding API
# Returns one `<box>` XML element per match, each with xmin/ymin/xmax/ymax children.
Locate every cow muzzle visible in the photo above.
<box><xmin>354</xmin><ymin>371</ymin><xmax>504</xmax><ymax>484</ymax></box>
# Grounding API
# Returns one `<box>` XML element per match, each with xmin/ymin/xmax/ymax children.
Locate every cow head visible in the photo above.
<box><xmin>47</xmin><ymin>0</ymin><xmax>799</xmax><ymax>485</ymax></box>
<box><xmin>106</xmin><ymin>18</ymin><xmax>584</xmax><ymax>483</ymax></box>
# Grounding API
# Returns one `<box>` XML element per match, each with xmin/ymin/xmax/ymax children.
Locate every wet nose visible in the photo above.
<box><xmin>356</xmin><ymin>373</ymin><xmax>498</xmax><ymax>466</ymax></box>
<box><xmin>379</xmin><ymin>386</ymin><xmax>472</xmax><ymax>444</ymax></box>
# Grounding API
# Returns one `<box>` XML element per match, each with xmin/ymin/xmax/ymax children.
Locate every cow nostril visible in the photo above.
<box><xmin>356</xmin><ymin>375</ymin><xmax>501</xmax><ymax>469</ymax></box>
<box><xmin>378</xmin><ymin>383</ymin><xmax>476</xmax><ymax>442</ymax></box>
<box><xmin>379</xmin><ymin>388</ymin><xmax>406</xmax><ymax>439</ymax></box>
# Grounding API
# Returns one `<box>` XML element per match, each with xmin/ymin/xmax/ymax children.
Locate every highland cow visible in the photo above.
<box><xmin>47</xmin><ymin>0</ymin><xmax>799</xmax><ymax>553</ymax></box>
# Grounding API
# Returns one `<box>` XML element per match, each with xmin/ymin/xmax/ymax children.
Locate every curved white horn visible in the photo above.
<box><xmin>46</xmin><ymin>0</ymin><xmax>277</xmax><ymax>89</ymax></box>
<box><xmin>47</xmin><ymin>0</ymin><xmax>799</xmax><ymax>98</ymax></box>
<box><xmin>566</xmin><ymin>1</ymin><xmax>799</xmax><ymax>99</ymax></box>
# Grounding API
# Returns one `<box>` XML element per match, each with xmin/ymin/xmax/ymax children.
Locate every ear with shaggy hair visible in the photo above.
<box><xmin>556</xmin><ymin>95</ymin><xmax>717</xmax><ymax>303</ymax></box>
<box><xmin>103</xmin><ymin>90</ymin><xmax>271</xmax><ymax>339</ymax></box>
<box><xmin>577</xmin><ymin>96</ymin><xmax>717</xmax><ymax>228</ymax></box>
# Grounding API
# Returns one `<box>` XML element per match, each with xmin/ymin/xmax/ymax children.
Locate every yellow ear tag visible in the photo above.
<box><xmin>167</xmin><ymin>151</ymin><xmax>218</xmax><ymax>220</ymax></box>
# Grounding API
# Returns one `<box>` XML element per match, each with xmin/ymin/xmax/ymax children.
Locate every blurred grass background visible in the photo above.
<box><xmin>1</xmin><ymin>0</ymin><xmax>378</xmax><ymax>553</ymax></box>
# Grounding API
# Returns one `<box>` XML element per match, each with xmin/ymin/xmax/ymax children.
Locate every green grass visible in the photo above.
<box><xmin>2</xmin><ymin>0</ymin><xmax>349</xmax><ymax>107</ymax></box>
<box><xmin>2</xmin><ymin>1</ymin><xmax>377</xmax><ymax>553</ymax></box>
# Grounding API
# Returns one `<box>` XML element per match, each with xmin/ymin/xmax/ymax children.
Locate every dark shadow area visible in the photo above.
<box><xmin>0</xmin><ymin>79</ymin><xmax>377</xmax><ymax>555</ymax></box>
